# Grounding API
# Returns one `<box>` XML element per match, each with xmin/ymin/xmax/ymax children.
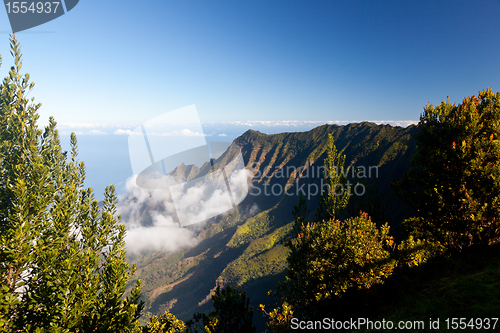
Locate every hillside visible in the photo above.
<box><xmin>124</xmin><ymin>122</ymin><xmax>417</xmax><ymax>327</ymax></box>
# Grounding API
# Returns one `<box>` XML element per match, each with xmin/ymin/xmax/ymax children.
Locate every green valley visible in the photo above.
<box><xmin>127</xmin><ymin>122</ymin><xmax>417</xmax><ymax>329</ymax></box>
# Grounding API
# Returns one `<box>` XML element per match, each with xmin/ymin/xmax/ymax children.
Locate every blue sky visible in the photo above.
<box><xmin>2</xmin><ymin>0</ymin><xmax>499</xmax><ymax>125</ymax></box>
<box><xmin>1</xmin><ymin>0</ymin><xmax>500</xmax><ymax>198</ymax></box>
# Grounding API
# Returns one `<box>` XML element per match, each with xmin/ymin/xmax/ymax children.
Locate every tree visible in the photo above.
<box><xmin>270</xmin><ymin>135</ymin><xmax>395</xmax><ymax>321</ymax></box>
<box><xmin>278</xmin><ymin>213</ymin><xmax>395</xmax><ymax>319</ymax></box>
<box><xmin>315</xmin><ymin>134</ymin><xmax>352</xmax><ymax>222</ymax></box>
<box><xmin>0</xmin><ymin>35</ymin><xmax>143</xmax><ymax>332</ymax></box>
<box><xmin>186</xmin><ymin>286</ymin><xmax>255</xmax><ymax>333</ymax></box>
<box><xmin>394</xmin><ymin>89</ymin><xmax>500</xmax><ymax>250</ymax></box>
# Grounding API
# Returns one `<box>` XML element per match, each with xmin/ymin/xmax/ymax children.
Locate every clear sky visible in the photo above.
<box><xmin>1</xmin><ymin>0</ymin><xmax>500</xmax><ymax>200</ymax></box>
<box><xmin>1</xmin><ymin>0</ymin><xmax>499</xmax><ymax>127</ymax></box>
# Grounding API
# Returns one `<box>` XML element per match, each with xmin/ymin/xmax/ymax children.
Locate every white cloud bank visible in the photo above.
<box><xmin>118</xmin><ymin>175</ymin><xmax>199</xmax><ymax>255</ymax></box>
<box><xmin>118</xmin><ymin>159</ymin><xmax>251</xmax><ymax>254</ymax></box>
<box><xmin>114</xmin><ymin>128</ymin><xmax>208</xmax><ymax>137</ymax></box>
<box><xmin>59</xmin><ymin>129</ymin><xmax>108</xmax><ymax>136</ymax></box>
<box><xmin>53</xmin><ymin>120</ymin><xmax>417</xmax><ymax>131</ymax></box>
<box><xmin>203</xmin><ymin>120</ymin><xmax>418</xmax><ymax>128</ymax></box>
<box><xmin>114</xmin><ymin>129</ymin><xmax>135</xmax><ymax>135</ymax></box>
<box><xmin>57</xmin><ymin>123</ymin><xmax>137</xmax><ymax>129</ymax></box>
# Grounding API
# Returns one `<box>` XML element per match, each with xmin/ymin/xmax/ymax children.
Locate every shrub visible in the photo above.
<box><xmin>394</xmin><ymin>89</ymin><xmax>500</xmax><ymax>250</ymax></box>
<box><xmin>280</xmin><ymin>212</ymin><xmax>396</xmax><ymax>317</ymax></box>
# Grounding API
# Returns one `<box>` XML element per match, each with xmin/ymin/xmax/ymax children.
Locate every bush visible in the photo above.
<box><xmin>397</xmin><ymin>233</ymin><xmax>445</xmax><ymax>268</ymax></box>
<box><xmin>394</xmin><ymin>89</ymin><xmax>500</xmax><ymax>250</ymax></box>
<box><xmin>259</xmin><ymin>301</ymin><xmax>293</xmax><ymax>333</ymax></box>
<box><xmin>279</xmin><ymin>212</ymin><xmax>396</xmax><ymax>317</ymax></box>
<box><xmin>142</xmin><ymin>311</ymin><xmax>186</xmax><ymax>333</ymax></box>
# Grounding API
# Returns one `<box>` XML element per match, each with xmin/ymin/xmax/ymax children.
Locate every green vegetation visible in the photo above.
<box><xmin>4</xmin><ymin>35</ymin><xmax>498</xmax><ymax>333</ymax></box>
<box><xmin>261</xmin><ymin>137</ymin><xmax>396</xmax><ymax>326</ymax></box>
<box><xmin>258</xmin><ymin>89</ymin><xmax>500</xmax><ymax>332</ymax></box>
<box><xmin>281</xmin><ymin>213</ymin><xmax>395</xmax><ymax>314</ymax></box>
<box><xmin>227</xmin><ymin>209</ymin><xmax>273</xmax><ymax>248</ymax></box>
<box><xmin>142</xmin><ymin>311</ymin><xmax>186</xmax><ymax>333</ymax></box>
<box><xmin>315</xmin><ymin>134</ymin><xmax>352</xmax><ymax>222</ymax></box>
<box><xmin>395</xmin><ymin>89</ymin><xmax>500</xmax><ymax>251</ymax></box>
<box><xmin>222</xmin><ymin>225</ymin><xmax>291</xmax><ymax>286</ymax></box>
<box><xmin>0</xmin><ymin>36</ymin><xmax>143</xmax><ymax>331</ymax></box>
<box><xmin>142</xmin><ymin>285</ymin><xmax>256</xmax><ymax>333</ymax></box>
<box><xmin>387</xmin><ymin>245</ymin><xmax>500</xmax><ymax>326</ymax></box>
<box><xmin>129</xmin><ymin>115</ymin><xmax>417</xmax><ymax>330</ymax></box>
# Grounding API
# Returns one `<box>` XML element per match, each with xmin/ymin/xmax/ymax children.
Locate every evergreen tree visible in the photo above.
<box><xmin>0</xmin><ymin>35</ymin><xmax>143</xmax><ymax>332</ymax></box>
<box><xmin>315</xmin><ymin>134</ymin><xmax>352</xmax><ymax>222</ymax></box>
<box><xmin>269</xmin><ymin>135</ymin><xmax>395</xmax><ymax>322</ymax></box>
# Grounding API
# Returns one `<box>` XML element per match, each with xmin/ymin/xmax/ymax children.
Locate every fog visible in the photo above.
<box><xmin>117</xmin><ymin>175</ymin><xmax>199</xmax><ymax>255</ymax></box>
<box><xmin>118</xmin><ymin>160</ymin><xmax>252</xmax><ymax>255</ymax></box>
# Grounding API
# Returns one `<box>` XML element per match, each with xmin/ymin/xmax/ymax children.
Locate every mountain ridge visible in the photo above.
<box><xmin>125</xmin><ymin>121</ymin><xmax>417</xmax><ymax>328</ymax></box>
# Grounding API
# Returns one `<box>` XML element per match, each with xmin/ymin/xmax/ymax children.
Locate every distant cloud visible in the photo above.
<box><xmin>56</xmin><ymin>120</ymin><xmax>418</xmax><ymax>137</ymax></box>
<box><xmin>370</xmin><ymin>120</ymin><xmax>418</xmax><ymax>127</ymax></box>
<box><xmin>114</xmin><ymin>129</ymin><xmax>134</xmax><ymax>135</ymax></box>
<box><xmin>145</xmin><ymin>129</ymin><xmax>209</xmax><ymax>137</ymax></box>
<box><xmin>118</xmin><ymin>175</ymin><xmax>199</xmax><ymax>255</ymax></box>
<box><xmin>118</xmin><ymin>169</ymin><xmax>250</xmax><ymax>253</ymax></box>
<box><xmin>51</xmin><ymin>120</ymin><xmax>418</xmax><ymax>130</ymax></box>
<box><xmin>176</xmin><ymin>129</ymin><xmax>207</xmax><ymax>137</ymax></box>
<box><xmin>57</xmin><ymin>122</ymin><xmax>137</xmax><ymax>129</ymax></box>
<box><xmin>60</xmin><ymin>130</ymin><xmax>107</xmax><ymax>136</ymax></box>
<box><xmin>202</xmin><ymin>120</ymin><xmax>418</xmax><ymax>128</ymax></box>
<box><xmin>114</xmin><ymin>128</ymin><xmax>209</xmax><ymax>137</ymax></box>
<box><xmin>86</xmin><ymin>130</ymin><xmax>107</xmax><ymax>135</ymax></box>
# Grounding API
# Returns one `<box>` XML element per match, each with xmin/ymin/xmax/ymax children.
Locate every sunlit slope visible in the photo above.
<box><xmin>126</xmin><ymin>122</ymin><xmax>417</xmax><ymax>324</ymax></box>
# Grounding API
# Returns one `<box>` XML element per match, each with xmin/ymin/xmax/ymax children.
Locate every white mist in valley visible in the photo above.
<box><xmin>117</xmin><ymin>165</ymin><xmax>252</xmax><ymax>255</ymax></box>
<box><xmin>117</xmin><ymin>175</ymin><xmax>199</xmax><ymax>255</ymax></box>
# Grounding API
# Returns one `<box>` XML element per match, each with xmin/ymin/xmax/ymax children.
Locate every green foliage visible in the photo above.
<box><xmin>0</xmin><ymin>36</ymin><xmax>142</xmax><ymax>332</ymax></box>
<box><xmin>186</xmin><ymin>286</ymin><xmax>255</xmax><ymax>333</ymax></box>
<box><xmin>142</xmin><ymin>311</ymin><xmax>186</xmax><ymax>333</ymax></box>
<box><xmin>280</xmin><ymin>213</ymin><xmax>395</xmax><ymax>318</ymax></box>
<box><xmin>267</xmin><ymin>134</ymin><xmax>397</xmax><ymax>323</ymax></box>
<box><xmin>258</xmin><ymin>130</ymin><xmax>402</xmax><ymax>330</ymax></box>
<box><xmin>131</xmin><ymin>122</ymin><xmax>416</xmax><ymax>328</ymax></box>
<box><xmin>397</xmin><ymin>233</ymin><xmax>446</xmax><ymax>268</ymax></box>
<box><xmin>259</xmin><ymin>301</ymin><xmax>293</xmax><ymax>333</ymax></box>
<box><xmin>315</xmin><ymin>134</ymin><xmax>352</xmax><ymax>222</ymax></box>
<box><xmin>394</xmin><ymin>89</ymin><xmax>500</xmax><ymax>250</ymax></box>
<box><xmin>222</xmin><ymin>225</ymin><xmax>290</xmax><ymax>286</ymax></box>
<box><xmin>227</xmin><ymin>209</ymin><xmax>272</xmax><ymax>248</ymax></box>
